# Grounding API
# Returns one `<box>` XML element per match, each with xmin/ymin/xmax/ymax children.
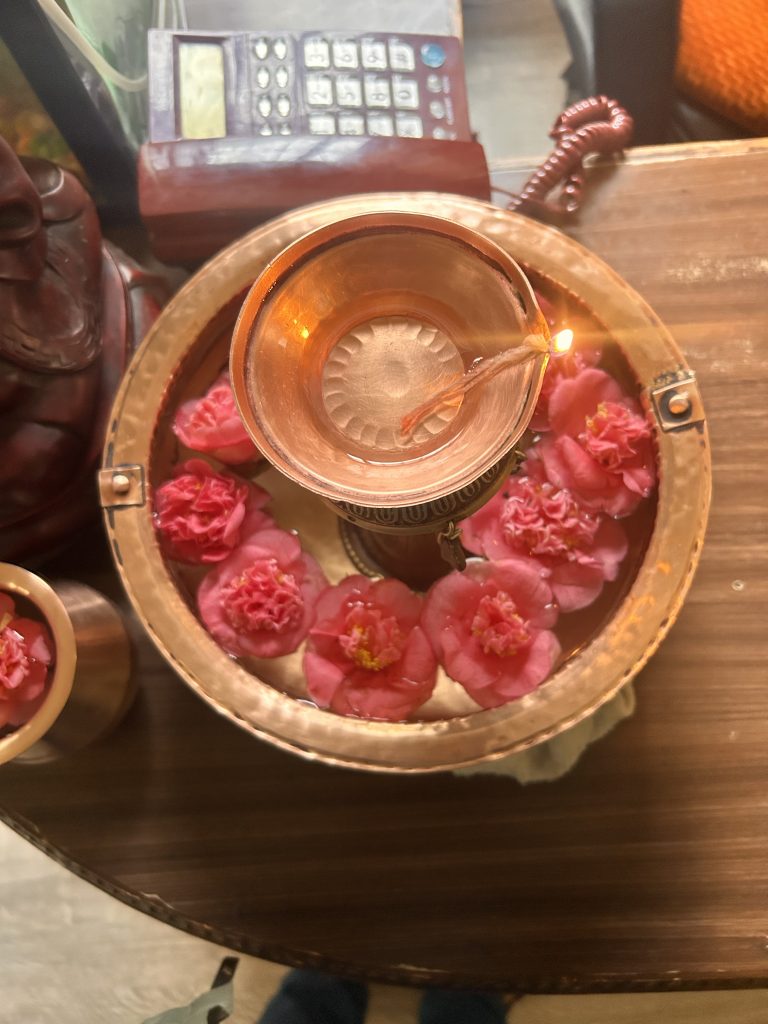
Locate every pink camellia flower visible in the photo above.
<box><xmin>154</xmin><ymin>459</ymin><xmax>273</xmax><ymax>564</ymax></box>
<box><xmin>198</xmin><ymin>528</ymin><xmax>327</xmax><ymax>658</ymax></box>
<box><xmin>0</xmin><ymin>592</ymin><xmax>54</xmax><ymax>729</ymax></box>
<box><xmin>531</xmin><ymin>341</ymin><xmax>603</xmax><ymax>432</ymax></box>
<box><xmin>462</xmin><ymin>461</ymin><xmax>627</xmax><ymax>612</ymax></box>
<box><xmin>536</xmin><ymin>368</ymin><xmax>656</xmax><ymax>517</ymax></box>
<box><xmin>173</xmin><ymin>372</ymin><xmax>260</xmax><ymax>465</ymax></box>
<box><xmin>303</xmin><ymin>576</ymin><xmax>437</xmax><ymax>722</ymax></box>
<box><xmin>422</xmin><ymin>559</ymin><xmax>560</xmax><ymax>709</ymax></box>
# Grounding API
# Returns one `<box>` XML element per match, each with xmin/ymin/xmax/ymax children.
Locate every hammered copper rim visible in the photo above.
<box><xmin>229</xmin><ymin>211</ymin><xmax>548</xmax><ymax>508</ymax></box>
<box><xmin>0</xmin><ymin>564</ymin><xmax>77</xmax><ymax>764</ymax></box>
<box><xmin>102</xmin><ymin>192</ymin><xmax>711</xmax><ymax>773</ymax></box>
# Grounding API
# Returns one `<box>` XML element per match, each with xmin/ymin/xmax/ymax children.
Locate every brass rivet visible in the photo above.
<box><xmin>112</xmin><ymin>473</ymin><xmax>131</xmax><ymax>495</ymax></box>
<box><xmin>667</xmin><ymin>391</ymin><xmax>691</xmax><ymax>416</ymax></box>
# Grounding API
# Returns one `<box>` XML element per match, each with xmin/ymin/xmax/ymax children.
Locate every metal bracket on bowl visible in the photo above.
<box><xmin>649</xmin><ymin>371</ymin><xmax>705</xmax><ymax>433</ymax></box>
<box><xmin>98</xmin><ymin>464</ymin><xmax>146</xmax><ymax>508</ymax></box>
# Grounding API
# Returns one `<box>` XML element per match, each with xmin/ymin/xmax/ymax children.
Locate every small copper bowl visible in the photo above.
<box><xmin>230</xmin><ymin>212</ymin><xmax>548</xmax><ymax>511</ymax></box>
<box><xmin>0</xmin><ymin>564</ymin><xmax>133</xmax><ymax>764</ymax></box>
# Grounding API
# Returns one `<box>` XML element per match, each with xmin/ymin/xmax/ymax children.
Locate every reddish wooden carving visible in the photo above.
<box><xmin>0</xmin><ymin>136</ymin><xmax>164</xmax><ymax>562</ymax></box>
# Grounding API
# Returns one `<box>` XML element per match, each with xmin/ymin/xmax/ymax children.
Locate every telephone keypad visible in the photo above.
<box><xmin>241</xmin><ymin>30</ymin><xmax>468</xmax><ymax>141</ymax></box>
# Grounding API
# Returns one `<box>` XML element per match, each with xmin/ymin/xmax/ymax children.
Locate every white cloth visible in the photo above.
<box><xmin>454</xmin><ymin>684</ymin><xmax>635</xmax><ymax>783</ymax></box>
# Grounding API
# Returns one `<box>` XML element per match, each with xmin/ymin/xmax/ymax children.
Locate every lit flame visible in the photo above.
<box><xmin>299</xmin><ymin>326</ymin><xmax>310</xmax><ymax>340</ymax></box>
<box><xmin>552</xmin><ymin>328</ymin><xmax>574</xmax><ymax>354</ymax></box>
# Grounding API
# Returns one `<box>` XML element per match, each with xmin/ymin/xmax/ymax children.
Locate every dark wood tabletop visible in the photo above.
<box><xmin>2</xmin><ymin>138</ymin><xmax>767</xmax><ymax>994</ymax></box>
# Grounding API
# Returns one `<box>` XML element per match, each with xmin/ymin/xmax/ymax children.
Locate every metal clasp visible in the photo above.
<box><xmin>649</xmin><ymin>371</ymin><xmax>704</xmax><ymax>432</ymax></box>
<box><xmin>98</xmin><ymin>464</ymin><xmax>146</xmax><ymax>508</ymax></box>
<box><xmin>437</xmin><ymin>520</ymin><xmax>467</xmax><ymax>571</ymax></box>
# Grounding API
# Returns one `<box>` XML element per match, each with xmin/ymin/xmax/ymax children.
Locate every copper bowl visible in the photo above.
<box><xmin>101</xmin><ymin>193</ymin><xmax>710</xmax><ymax>773</ymax></box>
<box><xmin>230</xmin><ymin>212</ymin><xmax>548</xmax><ymax>509</ymax></box>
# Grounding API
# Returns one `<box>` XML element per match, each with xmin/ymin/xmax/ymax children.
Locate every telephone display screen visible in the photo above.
<box><xmin>178</xmin><ymin>42</ymin><xmax>226</xmax><ymax>140</ymax></box>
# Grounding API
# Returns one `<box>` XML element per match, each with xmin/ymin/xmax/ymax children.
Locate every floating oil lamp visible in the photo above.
<box><xmin>230</xmin><ymin>212</ymin><xmax>572</xmax><ymax>588</ymax></box>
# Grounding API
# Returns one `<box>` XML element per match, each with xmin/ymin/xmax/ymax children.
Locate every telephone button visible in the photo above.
<box><xmin>420</xmin><ymin>42</ymin><xmax>446</xmax><ymax>69</ymax></box>
<box><xmin>273</xmin><ymin>38</ymin><xmax>288</xmax><ymax>60</ymax></box>
<box><xmin>332</xmin><ymin>40</ymin><xmax>359</xmax><ymax>69</ymax></box>
<box><xmin>253</xmin><ymin>38</ymin><xmax>269</xmax><ymax>60</ymax></box>
<box><xmin>429</xmin><ymin>99</ymin><xmax>446</xmax><ymax>119</ymax></box>
<box><xmin>309</xmin><ymin>114</ymin><xmax>336</xmax><ymax>135</ymax></box>
<box><xmin>392</xmin><ymin>76</ymin><xmax>419</xmax><ymax>110</ymax></box>
<box><xmin>367</xmin><ymin>113</ymin><xmax>394</xmax><ymax>136</ymax></box>
<box><xmin>396</xmin><ymin>114</ymin><xmax>424</xmax><ymax>138</ymax></box>
<box><xmin>304</xmin><ymin>38</ymin><xmax>330</xmax><ymax>69</ymax></box>
<box><xmin>256</xmin><ymin>67</ymin><xmax>270</xmax><ymax>89</ymax></box>
<box><xmin>336</xmin><ymin>76</ymin><xmax>363</xmax><ymax>107</ymax></box>
<box><xmin>276</xmin><ymin>95</ymin><xmax>291</xmax><ymax>117</ymax></box>
<box><xmin>275</xmin><ymin>66</ymin><xmax>289</xmax><ymax>88</ymax></box>
<box><xmin>389</xmin><ymin>41</ymin><xmax>415</xmax><ymax>71</ymax></box>
<box><xmin>338</xmin><ymin>112</ymin><xmax>365</xmax><ymax>135</ymax></box>
<box><xmin>361</xmin><ymin>39</ymin><xmax>387</xmax><ymax>70</ymax></box>
<box><xmin>258</xmin><ymin>96</ymin><xmax>272</xmax><ymax>118</ymax></box>
<box><xmin>306</xmin><ymin>75</ymin><xmax>333</xmax><ymax>106</ymax></box>
<box><xmin>363</xmin><ymin>75</ymin><xmax>391</xmax><ymax>108</ymax></box>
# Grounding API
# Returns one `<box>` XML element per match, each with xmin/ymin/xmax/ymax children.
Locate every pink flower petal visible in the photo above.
<box><xmin>460</xmin><ymin>492</ymin><xmax>506</xmax><ymax>556</ymax></box>
<box><xmin>420</xmin><ymin>572</ymin><xmax>481</xmax><ymax>653</ymax></box>
<box><xmin>550</xmin><ymin>560</ymin><xmax>606</xmax><ymax>612</ymax></box>
<box><xmin>441</xmin><ymin>640</ymin><xmax>504</xmax><ymax>693</ymax></box>
<box><xmin>590</xmin><ymin>516</ymin><xmax>628</xmax><ymax>580</ymax></box>
<box><xmin>304</xmin><ymin>650</ymin><xmax>346</xmax><ymax>707</ymax></box>
<box><xmin>11</xmin><ymin>618</ymin><xmax>53</xmax><ymax>664</ymax></box>
<box><xmin>548</xmin><ymin>368</ymin><xmax>624</xmax><ymax>437</ymax></box>
<box><xmin>491</xmin><ymin>630</ymin><xmax>561</xmax><ymax>701</ymax></box>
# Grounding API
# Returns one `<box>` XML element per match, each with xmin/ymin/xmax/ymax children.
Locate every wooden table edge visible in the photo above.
<box><xmin>4</xmin><ymin>803</ymin><xmax>768</xmax><ymax>994</ymax></box>
<box><xmin>489</xmin><ymin>135</ymin><xmax>768</xmax><ymax>175</ymax></box>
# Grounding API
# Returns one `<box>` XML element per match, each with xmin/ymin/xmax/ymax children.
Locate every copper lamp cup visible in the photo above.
<box><xmin>230</xmin><ymin>212</ymin><xmax>548</xmax><ymax>511</ymax></box>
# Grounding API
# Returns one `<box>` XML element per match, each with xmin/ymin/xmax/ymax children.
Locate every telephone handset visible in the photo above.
<box><xmin>138</xmin><ymin>30</ymin><xmax>490</xmax><ymax>265</ymax></box>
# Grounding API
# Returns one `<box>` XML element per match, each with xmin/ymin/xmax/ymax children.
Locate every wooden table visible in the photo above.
<box><xmin>2</xmin><ymin>138</ymin><xmax>767</xmax><ymax>994</ymax></box>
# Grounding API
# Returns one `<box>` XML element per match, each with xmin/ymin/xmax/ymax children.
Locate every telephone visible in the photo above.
<box><xmin>138</xmin><ymin>29</ymin><xmax>490</xmax><ymax>265</ymax></box>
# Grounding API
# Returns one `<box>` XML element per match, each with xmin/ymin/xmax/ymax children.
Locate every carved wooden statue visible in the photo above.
<box><xmin>0</xmin><ymin>135</ymin><xmax>163</xmax><ymax>562</ymax></box>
